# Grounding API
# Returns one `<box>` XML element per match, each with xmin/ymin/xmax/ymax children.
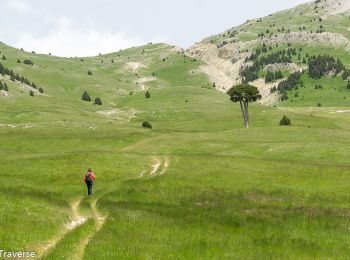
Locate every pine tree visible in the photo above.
<box><xmin>82</xmin><ymin>91</ymin><xmax>91</xmax><ymax>102</ymax></box>
<box><xmin>145</xmin><ymin>90</ymin><xmax>151</xmax><ymax>99</ymax></box>
<box><xmin>94</xmin><ymin>97</ymin><xmax>102</xmax><ymax>105</ymax></box>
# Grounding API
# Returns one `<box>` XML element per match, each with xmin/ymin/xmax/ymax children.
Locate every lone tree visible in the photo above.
<box><xmin>145</xmin><ymin>90</ymin><xmax>151</xmax><ymax>99</ymax></box>
<box><xmin>82</xmin><ymin>91</ymin><xmax>91</xmax><ymax>102</ymax></box>
<box><xmin>227</xmin><ymin>83</ymin><xmax>261</xmax><ymax>128</ymax></box>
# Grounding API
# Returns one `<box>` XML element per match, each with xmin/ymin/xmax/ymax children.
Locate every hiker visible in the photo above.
<box><xmin>84</xmin><ymin>168</ymin><xmax>96</xmax><ymax>196</ymax></box>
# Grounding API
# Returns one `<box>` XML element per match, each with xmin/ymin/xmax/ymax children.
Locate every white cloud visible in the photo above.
<box><xmin>13</xmin><ymin>17</ymin><xmax>168</xmax><ymax>57</ymax></box>
<box><xmin>6</xmin><ymin>0</ymin><xmax>34</xmax><ymax>14</ymax></box>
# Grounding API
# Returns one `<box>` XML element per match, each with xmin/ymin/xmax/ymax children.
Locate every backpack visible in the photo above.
<box><xmin>85</xmin><ymin>173</ymin><xmax>92</xmax><ymax>182</ymax></box>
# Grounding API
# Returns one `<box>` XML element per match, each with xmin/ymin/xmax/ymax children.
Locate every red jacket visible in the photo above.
<box><xmin>84</xmin><ymin>172</ymin><xmax>96</xmax><ymax>182</ymax></box>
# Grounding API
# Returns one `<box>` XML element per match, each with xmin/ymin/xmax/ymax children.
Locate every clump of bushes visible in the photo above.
<box><xmin>82</xmin><ymin>91</ymin><xmax>91</xmax><ymax>102</ymax></box>
<box><xmin>94</xmin><ymin>97</ymin><xmax>102</xmax><ymax>105</ymax></box>
<box><xmin>88</xmin><ymin>71</ymin><xmax>92</xmax><ymax>75</ymax></box>
<box><xmin>29</xmin><ymin>90</ymin><xmax>34</xmax><ymax>97</ymax></box>
<box><xmin>142</xmin><ymin>121</ymin><xmax>152</xmax><ymax>129</ymax></box>
<box><xmin>279</xmin><ymin>115</ymin><xmax>291</xmax><ymax>126</ymax></box>
<box><xmin>145</xmin><ymin>90</ymin><xmax>151</xmax><ymax>99</ymax></box>
<box><xmin>308</xmin><ymin>55</ymin><xmax>345</xmax><ymax>79</ymax></box>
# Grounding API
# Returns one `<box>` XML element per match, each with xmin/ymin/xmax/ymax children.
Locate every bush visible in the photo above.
<box><xmin>23</xmin><ymin>59</ymin><xmax>34</xmax><ymax>65</ymax></box>
<box><xmin>2</xmin><ymin>55</ymin><xmax>6</xmax><ymax>60</ymax></box>
<box><xmin>145</xmin><ymin>90</ymin><xmax>151</xmax><ymax>99</ymax></box>
<box><xmin>17</xmin><ymin>59</ymin><xmax>21</xmax><ymax>63</ymax></box>
<box><xmin>142</xmin><ymin>121</ymin><xmax>152</xmax><ymax>129</ymax></box>
<box><xmin>94</xmin><ymin>97</ymin><xmax>102</xmax><ymax>105</ymax></box>
<box><xmin>279</xmin><ymin>115</ymin><xmax>291</xmax><ymax>126</ymax></box>
<box><xmin>3</xmin><ymin>83</ymin><xmax>8</xmax><ymax>91</ymax></box>
<box><xmin>39</xmin><ymin>87</ymin><xmax>44</xmax><ymax>93</ymax></box>
<box><xmin>317</xmin><ymin>103</ymin><xmax>322</xmax><ymax>107</ymax></box>
<box><xmin>29</xmin><ymin>90</ymin><xmax>34</xmax><ymax>97</ymax></box>
<box><xmin>87</xmin><ymin>71</ymin><xmax>92</xmax><ymax>75</ymax></box>
<box><xmin>82</xmin><ymin>91</ymin><xmax>91</xmax><ymax>102</ymax></box>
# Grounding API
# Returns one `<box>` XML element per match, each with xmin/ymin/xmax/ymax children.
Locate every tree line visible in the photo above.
<box><xmin>0</xmin><ymin>62</ymin><xmax>44</xmax><ymax>93</ymax></box>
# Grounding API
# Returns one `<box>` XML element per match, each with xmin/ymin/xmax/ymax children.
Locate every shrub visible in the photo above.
<box><xmin>29</xmin><ymin>90</ymin><xmax>34</xmax><ymax>97</ymax></box>
<box><xmin>279</xmin><ymin>115</ymin><xmax>291</xmax><ymax>126</ymax></box>
<box><xmin>317</xmin><ymin>103</ymin><xmax>322</xmax><ymax>107</ymax></box>
<box><xmin>2</xmin><ymin>55</ymin><xmax>6</xmax><ymax>60</ymax></box>
<box><xmin>3</xmin><ymin>83</ymin><xmax>8</xmax><ymax>91</ymax></box>
<box><xmin>39</xmin><ymin>87</ymin><xmax>44</xmax><ymax>93</ymax></box>
<box><xmin>145</xmin><ymin>90</ymin><xmax>151</xmax><ymax>99</ymax></box>
<box><xmin>88</xmin><ymin>71</ymin><xmax>92</xmax><ymax>75</ymax></box>
<box><xmin>23</xmin><ymin>59</ymin><xmax>34</xmax><ymax>65</ymax></box>
<box><xmin>82</xmin><ymin>91</ymin><xmax>91</xmax><ymax>102</ymax></box>
<box><xmin>94</xmin><ymin>97</ymin><xmax>102</xmax><ymax>105</ymax></box>
<box><xmin>17</xmin><ymin>59</ymin><xmax>21</xmax><ymax>63</ymax></box>
<box><xmin>142</xmin><ymin>121</ymin><xmax>152</xmax><ymax>129</ymax></box>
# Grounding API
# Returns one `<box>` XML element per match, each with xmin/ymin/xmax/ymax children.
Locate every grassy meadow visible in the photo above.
<box><xmin>1</xmin><ymin>41</ymin><xmax>350</xmax><ymax>260</ymax></box>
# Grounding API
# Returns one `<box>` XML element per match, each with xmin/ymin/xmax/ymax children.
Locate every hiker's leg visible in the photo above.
<box><xmin>86</xmin><ymin>182</ymin><xmax>91</xmax><ymax>195</ymax></box>
<box><xmin>90</xmin><ymin>182</ymin><xmax>93</xmax><ymax>195</ymax></box>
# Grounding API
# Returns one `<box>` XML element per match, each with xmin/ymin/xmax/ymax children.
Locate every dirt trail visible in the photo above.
<box><xmin>38</xmin><ymin>198</ymin><xmax>107</xmax><ymax>259</ymax></box>
<box><xmin>139</xmin><ymin>156</ymin><xmax>170</xmax><ymax>178</ymax></box>
<box><xmin>37</xmin><ymin>199</ymin><xmax>86</xmax><ymax>258</ymax></box>
<box><xmin>71</xmin><ymin>199</ymin><xmax>106</xmax><ymax>260</ymax></box>
<box><xmin>150</xmin><ymin>157</ymin><xmax>162</xmax><ymax>176</ymax></box>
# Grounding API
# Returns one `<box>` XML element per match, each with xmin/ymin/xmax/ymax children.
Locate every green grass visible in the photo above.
<box><xmin>1</xmin><ymin>33</ymin><xmax>350</xmax><ymax>259</ymax></box>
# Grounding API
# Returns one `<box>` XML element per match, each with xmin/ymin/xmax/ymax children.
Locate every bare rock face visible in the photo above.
<box><xmin>316</xmin><ymin>0</ymin><xmax>350</xmax><ymax>15</ymax></box>
<box><xmin>265</xmin><ymin>63</ymin><xmax>303</xmax><ymax>73</ymax></box>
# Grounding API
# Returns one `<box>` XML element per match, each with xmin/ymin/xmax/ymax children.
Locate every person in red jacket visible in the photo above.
<box><xmin>84</xmin><ymin>168</ymin><xmax>96</xmax><ymax>196</ymax></box>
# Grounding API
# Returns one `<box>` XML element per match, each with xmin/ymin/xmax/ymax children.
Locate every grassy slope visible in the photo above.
<box><xmin>1</xmin><ymin>24</ymin><xmax>350</xmax><ymax>260</ymax></box>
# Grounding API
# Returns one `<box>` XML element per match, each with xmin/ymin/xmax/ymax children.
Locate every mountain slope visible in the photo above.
<box><xmin>187</xmin><ymin>0</ymin><xmax>350</xmax><ymax>106</ymax></box>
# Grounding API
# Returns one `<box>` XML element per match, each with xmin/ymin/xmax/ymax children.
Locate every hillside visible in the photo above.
<box><xmin>1</xmin><ymin>1</ymin><xmax>350</xmax><ymax>259</ymax></box>
<box><xmin>187</xmin><ymin>0</ymin><xmax>350</xmax><ymax>107</ymax></box>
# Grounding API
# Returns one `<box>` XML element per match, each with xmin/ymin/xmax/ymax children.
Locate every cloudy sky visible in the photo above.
<box><xmin>0</xmin><ymin>0</ymin><xmax>310</xmax><ymax>57</ymax></box>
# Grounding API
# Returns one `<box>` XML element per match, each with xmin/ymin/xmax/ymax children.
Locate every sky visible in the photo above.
<box><xmin>0</xmin><ymin>0</ymin><xmax>310</xmax><ymax>57</ymax></box>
